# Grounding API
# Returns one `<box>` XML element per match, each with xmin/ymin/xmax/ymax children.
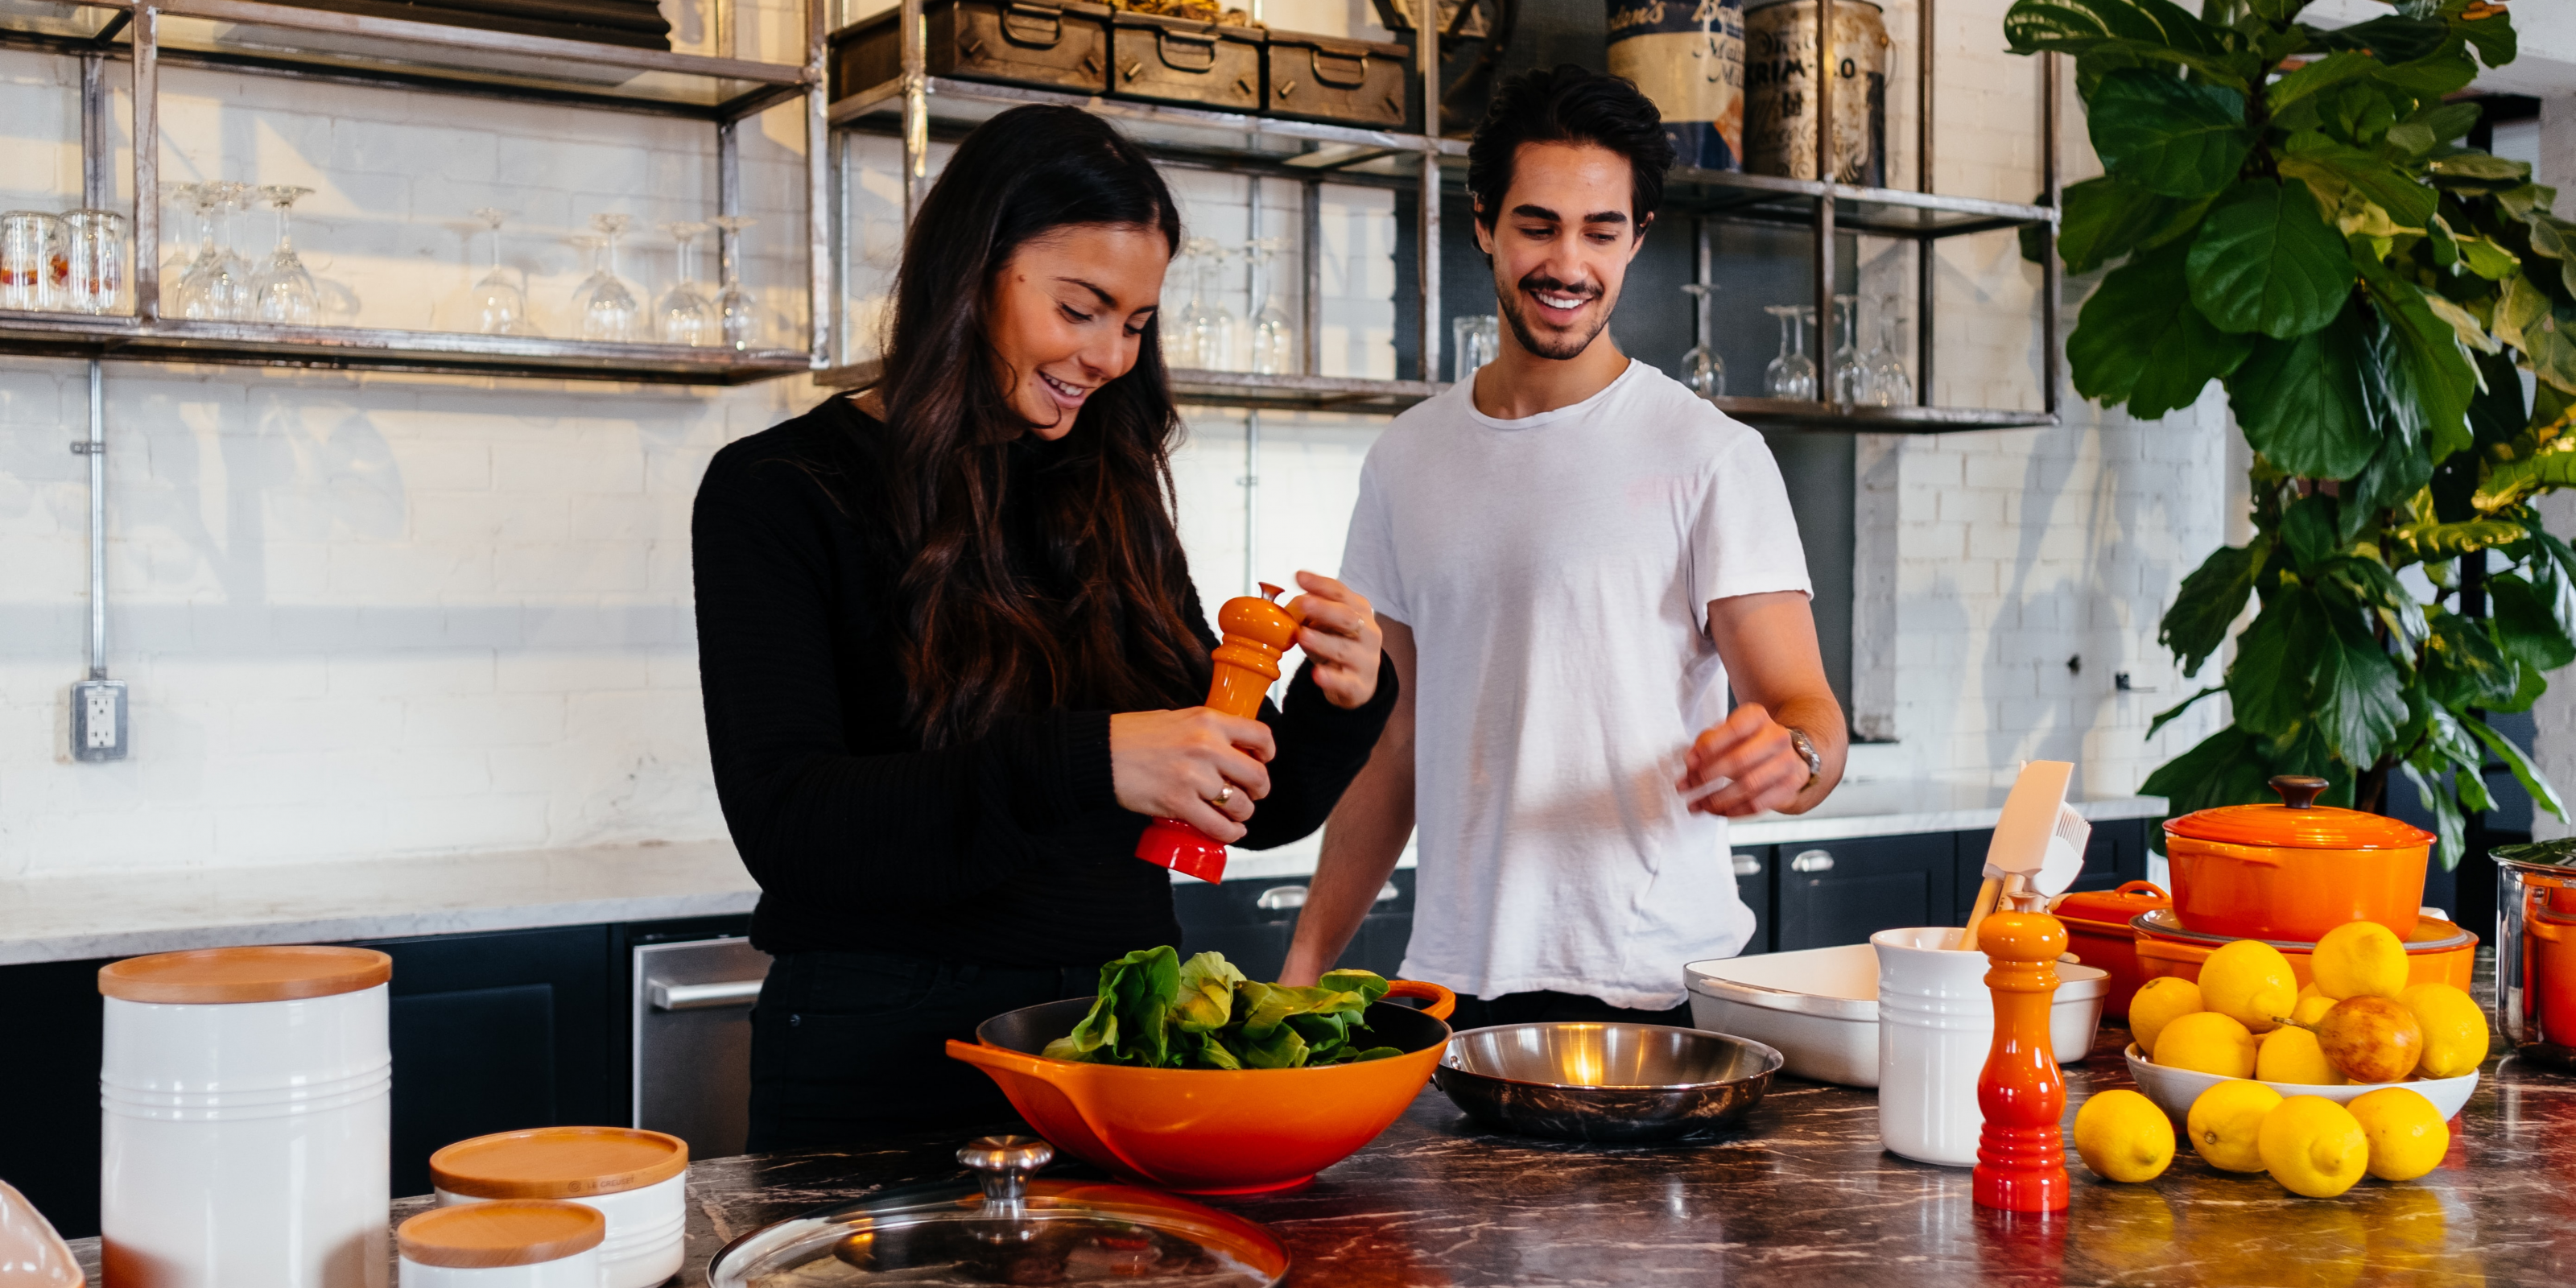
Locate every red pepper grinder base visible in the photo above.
<box><xmin>1971</xmin><ymin>906</ymin><xmax>2070</xmax><ymax>1213</ymax></box>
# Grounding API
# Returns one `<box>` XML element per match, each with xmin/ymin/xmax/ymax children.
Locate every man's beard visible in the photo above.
<box><xmin>1495</xmin><ymin>269</ymin><xmax>1614</xmax><ymax>361</ymax></box>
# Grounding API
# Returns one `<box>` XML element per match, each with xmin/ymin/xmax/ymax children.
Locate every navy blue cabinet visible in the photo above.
<box><xmin>1770</xmin><ymin>832</ymin><xmax>1962</xmax><ymax>953</ymax></box>
<box><xmin>1173</xmin><ymin>869</ymin><xmax>1415</xmax><ymax>982</ymax></box>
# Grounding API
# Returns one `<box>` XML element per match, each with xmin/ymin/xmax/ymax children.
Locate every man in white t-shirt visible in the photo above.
<box><xmin>1278</xmin><ymin>64</ymin><xmax>1847</xmax><ymax>1025</ymax></box>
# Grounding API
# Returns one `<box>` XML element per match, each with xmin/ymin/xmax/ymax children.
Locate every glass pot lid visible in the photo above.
<box><xmin>2162</xmin><ymin>775</ymin><xmax>2435</xmax><ymax>851</ymax></box>
<box><xmin>707</xmin><ymin>1137</ymin><xmax>1289</xmax><ymax>1288</ymax></box>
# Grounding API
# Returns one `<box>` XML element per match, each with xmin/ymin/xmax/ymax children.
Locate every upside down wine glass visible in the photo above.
<box><xmin>250</xmin><ymin>185</ymin><xmax>318</xmax><ymax>325</ymax></box>
<box><xmin>1186</xmin><ymin>237</ymin><xmax>1236</xmax><ymax>371</ymax></box>
<box><xmin>1829</xmin><ymin>293</ymin><xmax>1869</xmax><ymax>407</ymax></box>
<box><xmin>1762</xmin><ymin>303</ymin><xmax>1817</xmax><ymax>401</ymax></box>
<box><xmin>1678</xmin><ymin>283</ymin><xmax>1724</xmax><ymax>398</ymax></box>
<box><xmin>1245</xmin><ymin>237</ymin><xmax>1294</xmax><ymax>376</ymax></box>
<box><xmin>470</xmin><ymin>208</ymin><xmax>535</xmax><ymax>337</ymax></box>
<box><xmin>709</xmin><ymin>214</ymin><xmax>761</xmax><ymax>352</ymax></box>
<box><xmin>657</xmin><ymin>221</ymin><xmax>716</xmax><ymax>346</ymax></box>
<box><xmin>578</xmin><ymin>213</ymin><xmax>640</xmax><ymax>343</ymax></box>
<box><xmin>1868</xmin><ymin>295</ymin><xmax>1915</xmax><ymax>407</ymax></box>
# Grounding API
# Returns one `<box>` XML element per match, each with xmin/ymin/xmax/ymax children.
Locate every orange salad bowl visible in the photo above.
<box><xmin>946</xmin><ymin>979</ymin><xmax>1455</xmax><ymax>1195</ymax></box>
<box><xmin>2163</xmin><ymin>775</ymin><xmax>2433</xmax><ymax>943</ymax></box>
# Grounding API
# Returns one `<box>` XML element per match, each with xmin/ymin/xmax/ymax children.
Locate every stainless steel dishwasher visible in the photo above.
<box><xmin>631</xmin><ymin>935</ymin><xmax>771</xmax><ymax>1159</ymax></box>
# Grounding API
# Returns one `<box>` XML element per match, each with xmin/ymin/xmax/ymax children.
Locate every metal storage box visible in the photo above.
<box><xmin>832</xmin><ymin>0</ymin><xmax>1113</xmax><ymax>99</ymax></box>
<box><xmin>1108</xmin><ymin>12</ymin><xmax>1262</xmax><ymax>111</ymax></box>
<box><xmin>1264</xmin><ymin>30</ymin><xmax>1410</xmax><ymax>129</ymax></box>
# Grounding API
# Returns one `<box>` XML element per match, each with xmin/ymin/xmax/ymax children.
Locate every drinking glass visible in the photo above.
<box><xmin>175</xmin><ymin>184</ymin><xmax>250</xmax><ymax>320</ymax></box>
<box><xmin>1244</xmin><ymin>237</ymin><xmax>1295</xmax><ymax>375</ymax></box>
<box><xmin>469</xmin><ymin>208</ymin><xmax>535</xmax><ymax>336</ymax></box>
<box><xmin>0</xmin><ymin>211</ymin><xmax>60</xmax><ymax>311</ymax></box>
<box><xmin>656</xmin><ymin>221</ymin><xmax>716</xmax><ymax>346</ymax></box>
<box><xmin>1678</xmin><ymin>283</ymin><xmax>1724</xmax><ymax>398</ymax></box>
<box><xmin>1185</xmin><ymin>238</ymin><xmax>1236</xmax><ymax>371</ymax></box>
<box><xmin>61</xmin><ymin>209</ymin><xmax>128</xmax><ymax>314</ymax></box>
<box><xmin>709</xmin><ymin>214</ymin><xmax>761</xmax><ymax>351</ymax></box>
<box><xmin>1762</xmin><ymin>304</ymin><xmax>1817</xmax><ymax>400</ymax></box>
<box><xmin>215</xmin><ymin>182</ymin><xmax>258</xmax><ymax>312</ymax></box>
<box><xmin>250</xmin><ymin>185</ymin><xmax>319</xmax><ymax>325</ymax></box>
<box><xmin>1868</xmin><ymin>295</ymin><xmax>1914</xmax><ymax>407</ymax></box>
<box><xmin>1450</xmin><ymin>314</ymin><xmax>1499</xmax><ymax>382</ymax></box>
<box><xmin>1829</xmin><ymin>293</ymin><xmax>1869</xmax><ymax>406</ymax></box>
<box><xmin>578</xmin><ymin>213</ymin><xmax>641</xmax><ymax>342</ymax></box>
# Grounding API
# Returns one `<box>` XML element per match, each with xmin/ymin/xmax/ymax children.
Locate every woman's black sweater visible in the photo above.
<box><xmin>691</xmin><ymin>396</ymin><xmax>1397</xmax><ymax>968</ymax></box>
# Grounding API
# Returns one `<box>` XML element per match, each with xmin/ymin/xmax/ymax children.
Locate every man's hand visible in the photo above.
<box><xmin>1678</xmin><ymin>703</ymin><xmax>1808</xmax><ymax>817</ymax></box>
<box><xmin>1286</xmin><ymin>571</ymin><xmax>1385</xmax><ymax>709</ymax></box>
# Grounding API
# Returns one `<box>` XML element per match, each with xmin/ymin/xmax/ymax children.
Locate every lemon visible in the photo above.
<box><xmin>2291</xmin><ymin>993</ymin><xmax>2337</xmax><ymax>1026</ymax></box>
<box><xmin>2156</xmin><ymin>1010</ymin><xmax>2257</xmax><ymax>1079</ymax></box>
<box><xmin>2348</xmin><ymin>1086</ymin><xmax>2450</xmax><ymax>1181</ymax></box>
<box><xmin>2187</xmin><ymin>1079</ymin><xmax>2284</xmax><ymax>1172</ymax></box>
<box><xmin>2202</xmin><ymin>939</ymin><xmax>2300</xmax><ymax>1033</ymax></box>
<box><xmin>2259</xmin><ymin>1096</ymin><xmax>2371</xmax><ymax>1197</ymax></box>
<box><xmin>2256</xmin><ymin>1022</ymin><xmax>2348</xmax><ymax>1086</ymax></box>
<box><xmin>2074</xmin><ymin>1089</ymin><xmax>2175</xmax><ymax>1183</ymax></box>
<box><xmin>2397</xmin><ymin>982</ymin><xmax>2490</xmax><ymax>1080</ymax></box>
<box><xmin>2314</xmin><ymin>921</ymin><xmax>2411</xmax><ymax>1001</ymax></box>
<box><xmin>2128</xmin><ymin>976</ymin><xmax>2205</xmax><ymax>1055</ymax></box>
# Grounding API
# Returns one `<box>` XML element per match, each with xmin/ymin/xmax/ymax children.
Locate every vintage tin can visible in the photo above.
<box><xmin>1605</xmin><ymin>0</ymin><xmax>1744</xmax><ymax>171</ymax></box>
<box><xmin>1744</xmin><ymin>0</ymin><xmax>1889</xmax><ymax>185</ymax></box>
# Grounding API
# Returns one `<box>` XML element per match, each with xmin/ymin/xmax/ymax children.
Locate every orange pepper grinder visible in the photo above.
<box><xmin>1134</xmin><ymin>583</ymin><xmax>1302</xmax><ymax>883</ymax></box>
<box><xmin>1972</xmin><ymin>894</ymin><xmax>2070</xmax><ymax>1213</ymax></box>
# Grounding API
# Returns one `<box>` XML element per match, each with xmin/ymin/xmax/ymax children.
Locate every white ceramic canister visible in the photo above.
<box><xmin>98</xmin><ymin>945</ymin><xmax>394</xmax><ymax>1288</ymax></box>
<box><xmin>1871</xmin><ymin>927</ymin><xmax>1991</xmax><ymax>1167</ymax></box>
<box><xmin>398</xmin><ymin>1200</ymin><xmax>605</xmax><ymax>1288</ymax></box>
<box><xmin>431</xmin><ymin>1128</ymin><xmax>687</xmax><ymax>1288</ymax></box>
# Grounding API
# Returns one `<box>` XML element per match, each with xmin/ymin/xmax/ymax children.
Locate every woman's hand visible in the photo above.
<box><xmin>1109</xmin><ymin>708</ymin><xmax>1275</xmax><ymax>840</ymax></box>
<box><xmin>1286</xmin><ymin>571</ymin><xmax>1384</xmax><ymax>710</ymax></box>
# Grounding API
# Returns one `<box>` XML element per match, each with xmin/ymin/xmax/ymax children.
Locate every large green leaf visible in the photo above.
<box><xmin>2161</xmin><ymin>541</ymin><xmax>2260</xmax><ymax>675</ymax></box>
<box><xmin>2429</xmin><ymin>152</ymin><xmax>2534</xmax><ymax>188</ymax></box>
<box><xmin>2314</xmin><ymin>596</ymin><xmax>2407</xmax><ymax>766</ymax></box>
<box><xmin>2527</xmin><ymin>217</ymin><xmax>2576</xmax><ymax>298</ymax></box>
<box><xmin>2399</xmin><ymin>759</ymin><xmax>2468</xmax><ymax>869</ymax></box>
<box><xmin>2189</xmin><ymin>180</ymin><xmax>2357</xmax><ymax>337</ymax></box>
<box><xmin>2278</xmin><ymin>136</ymin><xmax>2438</xmax><ymax>229</ymax></box>
<box><xmin>2303</xmin><ymin>14</ymin><xmax>2450</xmax><ymax>64</ymax></box>
<box><xmin>2147</xmin><ymin>685</ymin><xmax>2225</xmax><ymax>740</ymax></box>
<box><xmin>2229</xmin><ymin>304</ymin><xmax>2381</xmax><ymax>477</ymax></box>
<box><xmin>2267</xmin><ymin>49</ymin><xmax>2381</xmax><ymax>113</ymax></box>
<box><xmin>2058</xmin><ymin>175</ymin><xmax>2209</xmax><ymax>275</ymax></box>
<box><xmin>2069</xmin><ymin>241</ymin><xmax>2252</xmax><ymax>416</ymax></box>
<box><xmin>2387</xmin><ymin>514</ymin><xmax>2528</xmax><ymax>558</ymax></box>
<box><xmin>2452</xmin><ymin>1</ymin><xmax>2515</xmax><ymax>68</ymax></box>
<box><xmin>2318</xmin><ymin>554</ymin><xmax>2428</xmax><ymax>643</ymax></box>
<box><xmin>2462</xmin><ymin>713</ymin><xmax>2569</xmax><ymax>822</ymax></box>
<box><xmin>2489</xmin><ymin>572</ymin><xmax>2576</xmax><ymax>671</ymax></box>
<box><xmin>2352</xmin><ymin>245</ymin><xmax>2477</xmax><ymax>461</ymax></box>
<box><xmin>2005</xmin><ymin>0</ymin><xmax>2248</xmax><ymax>85</ymax></box>
<box><xmin>2140</xmin><ymin>727</ymin><xmax>2280</xmax><ymax>854</ymax></box>
<box><xmin>2228</xmin><ymin>588</ymin><xmax>2326</xmax><ymax>735</ymax></box>
<box><xmin>2420</xmin><ymin>605</ymin><xmax>2519</xmax><ymax>708</ymax></box>
<box><xmin>2090</xmin><ymin>69</ymin><xmax>2256</xmax><ymax>198</ymax></box>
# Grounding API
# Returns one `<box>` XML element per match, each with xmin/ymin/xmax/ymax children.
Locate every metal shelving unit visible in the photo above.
<box><xmin>814</xmin><ymin>0</ymin><xmax>2061</xmax><ymax>429</ymax></box>
<box><xmin>0</xmin><ymin>0</ymin><xmax>832</xmax><ymax>382</ymax></box>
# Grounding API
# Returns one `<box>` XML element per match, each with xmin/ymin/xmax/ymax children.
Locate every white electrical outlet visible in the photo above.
<box><xmin>72</xmin><ymin>679</ymin><xmax>127</xmax><ymax>762</ymax></box>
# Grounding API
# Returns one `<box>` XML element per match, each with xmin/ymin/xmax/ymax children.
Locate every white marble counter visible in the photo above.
<box><xmin>0</xmin><ymin>782</ymin><xmax>2169</xmax><ymax>965</ymax></box>
<box><xmin>0</xmin><ymin>840</ymin><xmax>758</xmax><ymax>966</ymax></box>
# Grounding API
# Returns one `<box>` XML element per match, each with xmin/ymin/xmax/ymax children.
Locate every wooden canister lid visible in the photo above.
<box><xmin>398</xmin><ymin>1200</ymin><xmax>605</xmax><ymax>1269</ymax></box>
<box><xmin>431</xmin><ymin>1127</ymin><xmax>688</xmax><ymax>1199</ymax></box>
<box><xmin>98</xmin><ymin>946</ymin><xmax>392</xmax><ymax>1004</ymax></box>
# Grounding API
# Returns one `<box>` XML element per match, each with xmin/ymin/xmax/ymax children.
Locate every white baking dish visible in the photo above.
<box><xmin>1684</xmin><ymin>943</ymin><xmax>2108</xmax><ymax>1088</ymax></box>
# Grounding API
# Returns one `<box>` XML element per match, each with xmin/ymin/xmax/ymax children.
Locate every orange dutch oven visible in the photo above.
<box><xmin>946</xmin><ymin>979</ymin><xmax>1456</xmax><ymax>1195</ymax></box>
<box><xmin>2163</xmin><ymin>774</ymin><xmax>2434</xmax><ymax>943</ymax></box>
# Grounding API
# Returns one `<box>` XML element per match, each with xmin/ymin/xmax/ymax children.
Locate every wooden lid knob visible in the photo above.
<box><xmin>398</xmin><ymin>1201</ymin><xmax>603</xmax><ymax>1269</ymax></box>
<box><xmin>99</xmin><ymin>946</ymin><xmax>391</xmax><ymax>1005</ymax></box>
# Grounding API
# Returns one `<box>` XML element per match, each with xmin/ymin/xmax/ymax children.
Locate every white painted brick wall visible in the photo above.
<box><xmin>1</xmin><ymin>0</ymin><xmax>2234</xmax><ymax>881</ymax></box>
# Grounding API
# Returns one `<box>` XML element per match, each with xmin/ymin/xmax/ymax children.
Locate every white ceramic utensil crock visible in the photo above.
<box><xmin>431</xmin><ymin>1127</ymin><xmax>687</xmax><ymax>1288</ymax></box>
<box><xmin>1872</xmin><ymin>927</ymin><xmax>1992</xmax><ymax>1166</ymax></box>
<box><xmin>398</xmin><ymin>1199</ymin><xmax>605</xmax><ymax>1288</ymax></box>
<box><xmin>99</xmin><ymin>945</ymin><xmax>393</xmax><ymax>1288</ymax></box>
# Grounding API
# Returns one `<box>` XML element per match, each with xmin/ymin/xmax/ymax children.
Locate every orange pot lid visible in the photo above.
<box><xmin>99</xmin><ymin>946</ymin><xmax>391</xmax><ymax>1005</ymax></box>
<box><xmin>398</xmin><ymin>1200</ymin><xmax>603</xmax><ymax>1269</ymax></box>
<box><xmin>2130</xmin><ymin>909</ymin><xmax>2473</xmax><ymax>952</ymax></box>
<box><xmin>2161</xmin><ymin>775</ymin><xmax>2434</xmax><ymax>850</ymax></box>
<box><xmin>431</xmin><ymin>1127</ymin><xmax>687</xmax><ymax>1199</ymax></box>
<box><xmin>2050</xmin><ymin>881</ymin><xmax>2170</xmax><ymax>927</ymax></box>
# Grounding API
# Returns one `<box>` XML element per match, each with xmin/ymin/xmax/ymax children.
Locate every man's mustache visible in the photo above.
<box><xmin>1517</xmin><ymin>274</ymin><xmax>1603</xmax><ymax>301</ymax></box>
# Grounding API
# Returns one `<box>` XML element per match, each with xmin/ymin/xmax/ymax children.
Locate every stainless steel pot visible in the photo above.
<box><xmin>2494</xmin><ymin>840</ymin><xmax>2576</xmax><ymax>1067</ymax></box>
<box><xmin>1432</xmin><ymin>1022</ymin><xmax>1782</xmax><ymax>1142</ymax></box>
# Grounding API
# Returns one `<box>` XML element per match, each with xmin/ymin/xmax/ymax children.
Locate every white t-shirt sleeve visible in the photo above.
<box><xmin>1339</xmin><ymin>451</ymin><xmax>1410</xmax><ymax>624</ymax></box>
<box><xmin>1690</xmin><ymin>429</ymin><xmax>1814</xmax><ymax>609</ymax></box>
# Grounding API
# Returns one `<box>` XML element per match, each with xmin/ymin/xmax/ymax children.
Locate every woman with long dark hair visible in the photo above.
<box><xmin>692</xmin><ymin>105</ymin><xmax>1395</xmax><ymax>1150</ymax></box>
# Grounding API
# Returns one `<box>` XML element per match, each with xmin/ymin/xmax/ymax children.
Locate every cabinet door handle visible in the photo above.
<box><xmin>1731</xmin><ymin>853</ymin><xmax>1762</xmax><ymax>877</ymax></box>
<box><xmin>1376</xmin><ymin>881</ymin><xmax>1401</xmax><ymax>903</ymax></box>
<box><xmin>1256</xmin><ymin>884</ymin><xmax>1309</xmax><ymax>911</ymax></box>
<box><xmin>650</xmin><ymin>979</ymin><xmax>764</xmax><ymax>1011</ymax></box>
<box><xmin>1790</xmin><ymin>849</ymin><xmax>1835</xmax><ymax>873</ymax></box>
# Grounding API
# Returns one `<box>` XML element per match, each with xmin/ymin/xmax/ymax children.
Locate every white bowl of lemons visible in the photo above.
<box><xmin>2120</xmin><ymin>920</ymin><xmax>2488</xmax><ymax>1124</ymax></box>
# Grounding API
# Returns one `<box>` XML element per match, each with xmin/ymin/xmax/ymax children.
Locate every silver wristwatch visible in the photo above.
<box><xmin>1786</xmin><ymin>727</ymin><xmax>1822</xmax><ymax>793</ymax></box>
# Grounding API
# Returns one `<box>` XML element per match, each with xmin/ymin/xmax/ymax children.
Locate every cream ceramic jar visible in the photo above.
<box><xmin>398</xmin><ymin>1200</ymin><xmax>605</xmax><ymax>1288</ymax></box>
<box><xmin>431</xmin><ymin>1127</ymin><xmax>687</xmax><ymax>1288</ymax></box>
<box><xmin>98</xmin><ymin>945</ymin><xmax>394</xmax><ymax>1288</ymax></box>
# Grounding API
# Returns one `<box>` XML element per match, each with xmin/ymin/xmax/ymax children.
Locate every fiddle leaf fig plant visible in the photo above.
<box><xmin>2007</xmin><ymin>0</ymin><xmax>2572</xmax><ymax>867</ymax></box>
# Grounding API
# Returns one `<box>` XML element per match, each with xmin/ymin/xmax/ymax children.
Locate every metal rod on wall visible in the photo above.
<box><xmin>1916</xmin><ymin>0</ymin><xmax>1933</xmax><ymax>403</ymax></box>
<box><xmin>1244</xmin><ymin>411</ymin><xmax>1261</xmax><ymax>595</ymax></box>
<box><xmin>1416</xmin><ymin>23</ymin><xmax>1439</xmax><ymax>383</ymax></box>
<box><xmin>899</xmin><ymin>0</ymin><xmax>928</xmax><ymax>223</ymax></box>
<box><xmin>85</xmin><ymin>361</ymin><xmax>106</xmax><ymax>680</ymax></box>
<box><xmin>2039</xmin><ymin>49</ymin><xmax>2060</xmax><ymax>416</ymax></box>
<box><xmin>132</xmin><ymin>4</ymin><xmax>159</xmax><ymax>322</ymax></box>
<box><xmin>81</xmin><ymin>52</ymin><xmax>108</xmax><ymax>208</ymax></box>
<box><xmin>1813</xmin><ymin>0</ymin><xmax>1835</xmax><ymax>402</ymax></box>
<box><xmin>1302</xmin><ymin>177</ymin><xmax>1322</xmax><ymax>378</ymax></box>
<box><xmin>805</xmin><ymin>0</ymin><xmax>832</xmax><ymax>366</ymax></box>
